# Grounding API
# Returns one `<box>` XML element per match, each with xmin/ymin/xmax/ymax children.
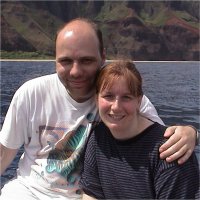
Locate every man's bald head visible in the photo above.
<box><xmin>56</xmin><ymin>18</ymin><xmax>104</xmax><ymax>57</ymax></box>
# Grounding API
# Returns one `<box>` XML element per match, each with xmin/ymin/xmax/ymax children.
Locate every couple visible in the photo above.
<box><xmin>0</xmin><ymin>18</ymin><xmax>199</xmax><ymax>199</ymax></box>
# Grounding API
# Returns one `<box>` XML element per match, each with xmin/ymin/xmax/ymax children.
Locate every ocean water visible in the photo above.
<box><xmin>0</xmin><ymin>60</ymin><xmax>199</xmax><ymax>188</ymax></box>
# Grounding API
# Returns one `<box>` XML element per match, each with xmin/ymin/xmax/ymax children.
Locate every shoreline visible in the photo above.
<box><xmin>0</xmin><ymin>59</ymin><xmax>199</xmax><ymax>63</ymax></box>
<box><xmin>0</xmin><ymin>59</ymin><xmax>55</xmax><ymax>62</ymax></box>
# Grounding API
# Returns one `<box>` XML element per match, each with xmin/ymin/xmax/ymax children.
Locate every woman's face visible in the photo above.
<box><xmin>97</xmin><ymin>77</ymin><xmax>142</xmax><ymax>139</ymax></box>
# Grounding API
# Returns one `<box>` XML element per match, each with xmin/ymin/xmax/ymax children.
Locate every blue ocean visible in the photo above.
<box><xmin>0</xmin><ymin>60</ymin><xmax>199</xmax><ymax>188</ymax></box>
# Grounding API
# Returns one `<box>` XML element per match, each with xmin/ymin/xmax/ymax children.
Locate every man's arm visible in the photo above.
<box><xmin>140</xmin><ymin>95</ymin><xmax>197</xmax><ymax>164</ymax></box>
<box><xmin>0</xmin><ymin>144</ymin><xmax>18</xmax><ymax>175</ymax></box>
<box><xmin>139</xmin><ymin>95</ymin><xmax>164</xmax><ymax>125</ymax></box>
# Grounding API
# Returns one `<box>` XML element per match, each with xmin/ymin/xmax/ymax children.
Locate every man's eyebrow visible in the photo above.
<box><xmin>79</xmin><ymin>56</ymin><xmax>97</xmax><ymax>60</ymax></box>
<box><xmin>57</xmin><ymin>56</ymin><xmax>96</xmax><ymax>59</ymax></box>
<box><xmin>56</xmin><ymin>56</ymin><xmax>98</xmax><ymax>63</ymax></box>
<box><xmin>56</xmin><ymin>57</ymin><xmax>71</xmax><ymax>61</ymax></box>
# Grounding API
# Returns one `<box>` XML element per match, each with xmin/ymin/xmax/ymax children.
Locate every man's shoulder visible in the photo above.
<box><xmin>21</xmin><ymin>73</ymin><xmax>57</xmax><ymax>88</ymax></box>
<box><xmin>28</xmin><ymin>73</ymin><xmax>57</xmax><ymax>83</ymax></box>
<box><xmin>15</xmin><ymin>73</ymin><xmax>57</xmax><ymax>96</ymax></box>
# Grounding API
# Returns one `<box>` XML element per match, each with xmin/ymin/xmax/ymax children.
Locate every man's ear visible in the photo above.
<box><xmin>101</xmin><ymin>48</ymin><xmax>106</xmax><ymax>65</ymax></box>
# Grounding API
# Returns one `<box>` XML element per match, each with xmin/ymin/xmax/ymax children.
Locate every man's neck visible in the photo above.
<box><xmin>67</xmin><ymin>89</ymin><xmax>95</xmax><ymax>103</ymax></box>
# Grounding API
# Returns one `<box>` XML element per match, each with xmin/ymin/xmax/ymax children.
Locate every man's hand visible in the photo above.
<box><xmin>159</xmin><ymin>125</ymin><xmax>196</xmax><ymax>165</ymax></box>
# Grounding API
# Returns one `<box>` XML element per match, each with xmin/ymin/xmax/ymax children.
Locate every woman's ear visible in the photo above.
<box><xmin>138</xmin><ymin>96</ymin><xmax>143</xmax><ymax>107</ymax></box>
<box><xmin>136</xmin><ymin>96</ymin><xmax>143</xmax><ymax>114</ymax></box>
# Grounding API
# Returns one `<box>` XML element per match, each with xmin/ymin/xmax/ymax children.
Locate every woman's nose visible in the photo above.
<box><xmin>111</xmin><ymin>99</ymin><xmax>121</xmax><ymax>110</ymax></box>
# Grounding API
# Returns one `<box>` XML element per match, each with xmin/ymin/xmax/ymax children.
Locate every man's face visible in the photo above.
<box><xmin>56</xmin><ymin>22</ymin><xmax>104</xmax><ymax>102</ymax></box>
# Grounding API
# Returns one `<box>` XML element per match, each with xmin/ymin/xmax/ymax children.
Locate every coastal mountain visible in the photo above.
<box><xmin>1</xmin><ymin>1</ymin><xmax>199</xmax><ymax>60</ymax></box>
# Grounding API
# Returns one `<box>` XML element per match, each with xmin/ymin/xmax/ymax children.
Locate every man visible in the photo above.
<box><xmin>0</xmin><ymin>18</ymin><xmax>198</xmax><ymax>200</ymax></box>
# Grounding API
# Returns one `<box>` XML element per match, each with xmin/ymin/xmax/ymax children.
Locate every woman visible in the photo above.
<box><xmin>80</xmin><ymin>60</ymin><xmax>199</xmax><ymax>199</ymax></box>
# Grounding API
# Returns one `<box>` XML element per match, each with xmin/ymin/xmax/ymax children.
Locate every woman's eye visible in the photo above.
<box><xmin>122</xmin><ymin>96</ymin><xmax>134</xmax><ymax>101</ymax></box>
<box><xmin>123</xmin><ymin>96</ymin><xmax>131</xmax><ymax>99</ymax></box>
<box><xmin>102</xmin><ymin>94</ymin><xmax>114</xmax><ymax>100</ymax></box>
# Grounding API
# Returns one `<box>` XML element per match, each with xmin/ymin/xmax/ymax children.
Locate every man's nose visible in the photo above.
<box><xmin>70</xmin><ymin>61</ymin><xmax>82</xmax><ymax>77</ymax></box>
